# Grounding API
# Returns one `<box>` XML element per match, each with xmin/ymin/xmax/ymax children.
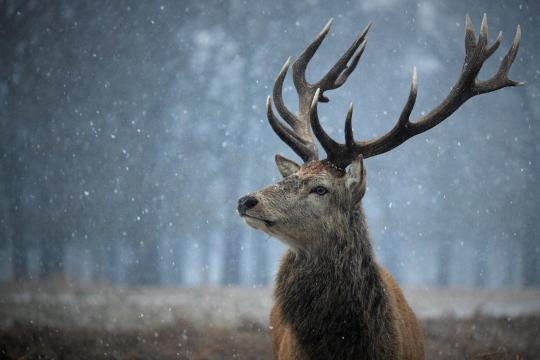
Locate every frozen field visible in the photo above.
<box><xmin>1</xmin><ymin>282</ymin><xmax>539</xmax><ymax>359</ymax></box>
<box><xmin>1</xmin><ymin>282</ymin><xmax>539</xmax><ymax>330</ymax></box>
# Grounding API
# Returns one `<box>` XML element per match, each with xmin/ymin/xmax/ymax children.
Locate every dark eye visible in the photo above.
<box><xmin>311</xmin><ymin>186</ymin><xmax>328</xmax><ymax>196</ymax></box>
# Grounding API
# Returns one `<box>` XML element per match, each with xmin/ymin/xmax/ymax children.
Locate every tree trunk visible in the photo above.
<box><xmin>11</xmin><ymin>217</ymin><xmax>28</xmax><ymax>281</ymax></box>
<box><xmin>473</xmin><ymin>247</ymin><xmax>487</xmax><ymax>288</ymax></box>
<box><xmin>199</xmin><ymin>228</ymin><xmax>211</xmax><ymax>284</ymax></box>
<box><xmin>128</xmin><ymin>219</ymin><xmax>161</xmax><ymax>285</ymax></box>
<box><xmin>436</xmin><ymin>240</ymin><xmax>451</xmax><ymax>287</ymax></box>
<box><xmin>3</xmin><ymin>160</ymin><xmax>29</xmax><ymax>281</ymax></box>
<box><xmin>39</xmin><ymin>224</ymin><xmax>65</xmax><ymax>280</ymax></box>
<box><xmin>522</xmin><ymin>234</ymin><xmax>540</xmax><ymax>287</ymax></box>
<box><xmin>222</xmin><ymin>225</ymin><xmax>242</xmax><ymax>285</ymax></box>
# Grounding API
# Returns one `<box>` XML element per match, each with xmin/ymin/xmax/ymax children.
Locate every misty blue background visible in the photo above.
<box><xmin>0</xmin><ymin>0</ymin><xmax>538</xmax><ymax>288</ymax></box>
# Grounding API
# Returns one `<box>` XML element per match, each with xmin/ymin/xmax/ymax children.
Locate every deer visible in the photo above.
<box><xmin>237</xmin><ymin>15</ymin><xmax>521</xmax><ymax>360</ymax></box>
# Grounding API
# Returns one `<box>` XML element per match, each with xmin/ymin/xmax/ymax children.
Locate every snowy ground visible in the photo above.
<box><xmin>1</xmin><ymin>282</ymin><xmax>539</xmax><ymax>359</ymax></box>
<box><xmin>1</xmin><ymin>282</ymin><xmax>539</xmax><ymax>331</ymax></box>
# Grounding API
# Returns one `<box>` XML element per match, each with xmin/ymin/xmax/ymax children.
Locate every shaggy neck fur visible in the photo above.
<box><xmin>274</xmin><ymin>206</ymin><xmax>397</xmax><ymax>360</ymax></box>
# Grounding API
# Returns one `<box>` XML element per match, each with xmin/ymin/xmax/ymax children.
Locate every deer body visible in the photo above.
<box><xmin>237</xmin><ymin>15</ymin><xmax>520</xmax><ymax>360</ymax></box>
<box><xmin>271</xmin><ymin>207</ymin><xmax>423</xmax><ymax>360</ymax></box>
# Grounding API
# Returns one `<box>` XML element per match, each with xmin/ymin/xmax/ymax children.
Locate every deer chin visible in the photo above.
<box><xmin>241</xmin><ymin>214</ymin><xmax>275</xmax><ymax>230</ymax></box>
<box><xmin>242</xmin><ymin>215</ymin><xmax>307</xmax><ymax>252</ymax></box>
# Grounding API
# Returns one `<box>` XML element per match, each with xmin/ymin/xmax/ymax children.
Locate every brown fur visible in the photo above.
<box><xmin>270</xmin><ymin>265</ymin><xmax>424</xmax><ymax>360</ymax></box>
<box><xmin>297</xmin><ymin>160</ymin><xmax>344</xmax><ymax>177</ymax></box>
<box><xmin>270</xmin><ymin>266</ymin><xmax>424</xmax><ymax>360</ymax></box>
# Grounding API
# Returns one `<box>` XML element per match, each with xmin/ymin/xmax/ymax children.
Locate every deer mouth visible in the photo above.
<box><xmin>240</xmin><ymin>214</ymin><xmax>275</xmax><ymax>227</ymax></box>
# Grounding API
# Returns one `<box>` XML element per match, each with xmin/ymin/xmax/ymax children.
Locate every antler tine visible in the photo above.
<box><xmin>309</xmin><ymin>14</ymin><xmax>522</xmax><ymax>168</ymax></box>
<box><xmin>272</xmin><ymin>57</ymin><xmax>298</xmax><ymax>129</ymax></box>
<box><xmin>266</xmin><ymin>96</ymin><xmax>317</xmax><ymax>162</ymax></box>
<box><xmin>485</xmin><ymin>30</ymin><xmax>502</xmax><ymax>59</ymax></box>
<box><xmin>317</xmin><ymin>22</ymin><xmax>372</xmax><ymax>94</ymax></box>
<box><xmin>475</xmin><ymin>24</ymin><xmax>523</xmax><ymax>92</ymax></box>
<box><xmin>478</xmin><ymin>13</ymin><xmax>489</xmax><ymax>51</ymax></box>
<box><xmin>344</xmin><ymin>103</ymin><xmax>355</xmax><ymax>148</ymax></box>
<box><xmin>309</xmin><ymin>88</ymin><xmax>342</xmax><ymax>161</ymax></box>
<box><xmin>292</xmin><ymin>18</ymin><xmax>334</xmax><ymax>93</ymax></box>
<box><xmin>464</xmin><ymin>15</ymin><xmax>476</xmax><ymax>63</ymax></box>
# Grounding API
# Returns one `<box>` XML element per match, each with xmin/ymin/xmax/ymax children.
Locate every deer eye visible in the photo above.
<box><xmin>311</xmin><ymin>186</ymin><xmax>328</xmax><ymax>196</ymax></box>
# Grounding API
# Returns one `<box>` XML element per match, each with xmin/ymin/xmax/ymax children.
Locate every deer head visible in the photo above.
<box><xmin>237</xmin><ymin>16</ymin><xmax>521</xmax><ymax>252</ymax></box>
<box><xmin>238</xmin><ymin>155</ymin><xmax>366</xmax><ymax>251</ymax></box>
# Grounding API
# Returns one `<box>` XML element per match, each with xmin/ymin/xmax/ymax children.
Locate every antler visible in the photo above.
<box><xmin>310</xmin><ymin>14</ymin><xmax>522</xmax><ymax>169</ymax></box>
<box><xmin>266</xmin><ymin>18</ymin><xmax>371</xmax><ymax>163</ymax></box>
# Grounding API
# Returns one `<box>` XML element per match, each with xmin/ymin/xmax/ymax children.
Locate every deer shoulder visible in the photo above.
<box><xmin>270</xmin><ymin>304</ymin><xmax>308</xmax><ymax>360</ymax></box>
<box><xmin>378</xmin><ymin>266</ymin><xmax>425</xmax><ymax>360</ymax></box>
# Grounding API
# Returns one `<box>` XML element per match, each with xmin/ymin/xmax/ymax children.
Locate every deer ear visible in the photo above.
<box><xmin>346</xmin><ymin>155</ymin><xmax>367</xmax><ymax>202</ymax></box>
<box><xmin>275</xmin><ymin>154</ymin><xmax>300</xmax><ymax>177</ymax></box>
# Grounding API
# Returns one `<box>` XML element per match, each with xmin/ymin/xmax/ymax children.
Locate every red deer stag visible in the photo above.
<box><xmin>237</xmin><ymin>15</ymin><xmax>521</xmax><ymax>360</ymax></box>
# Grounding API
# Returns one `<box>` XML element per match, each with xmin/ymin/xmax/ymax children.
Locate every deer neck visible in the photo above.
<box><xmin>274</xmin><ymin>206</ymin><xmax>397</xmax><ymax>359</ymax></box>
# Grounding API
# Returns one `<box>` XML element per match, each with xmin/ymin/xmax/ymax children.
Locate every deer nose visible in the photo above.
<box><xmin>238</xmin><ymin>195</ymin><xmax>258</xmax><ymax>214</ymax></box>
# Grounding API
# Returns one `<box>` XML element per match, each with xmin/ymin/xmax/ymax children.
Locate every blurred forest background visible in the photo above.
<box><xmin>0</xmin><ymin>0</ymin><xmax>539</xmax><ymax>289</ymax></box>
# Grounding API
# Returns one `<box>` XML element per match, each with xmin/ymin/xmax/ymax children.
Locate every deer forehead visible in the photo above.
<box><xmin>298</xmin><ymin>161</ymin><xmax>345</xmax><ymax>178</ymax></box>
